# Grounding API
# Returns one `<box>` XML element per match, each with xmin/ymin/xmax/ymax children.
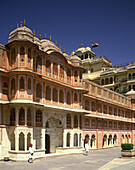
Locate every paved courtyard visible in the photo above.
<box><xmin>0</xmin><ymin>147</ymin><xmax>122</xmax><ymax>170</ymax></box>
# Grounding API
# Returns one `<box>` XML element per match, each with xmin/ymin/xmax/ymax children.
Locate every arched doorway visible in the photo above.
<box><xmin>45</xmin><ymin>134</ymin><xmax>50</xmax><ymax>153</ymax></box>
<box><xmin>45</xmin><ymin>116</ymin><xmax>64</xmax><ymax>153</ymax></box>
<box><xmin>103</xmin><ymin>135</ymin><xmax>107</xmax><ymax>148</ymax></box>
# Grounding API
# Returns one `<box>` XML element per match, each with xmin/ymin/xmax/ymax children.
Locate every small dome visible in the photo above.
<box><xmin>75</xmin><ymin>47</ymin><xmax>85</xmax><ymax>53</ymax></box>
<box><xmin>41</xmin><ymin>39</ymin><xmax>61</xmax><ymax>54</ymax></box>
<box><xmin>125</xmin><ymin>89</ymin><xmax>135</xmax><ymax>99</ymax></box>
<box><xmin>70</xmin><ymin>55</ymin><xmax>81</xmax><ymax>61</ymax></box>
<box><xmin>8</xmin><ymin>26</ymin><xmax>34</xmax><ymax>43</ymax></box>
<box><xmin>85</xmin><ymin>46</ymin><xmax>91</xmax><ymax>51</ymax></box>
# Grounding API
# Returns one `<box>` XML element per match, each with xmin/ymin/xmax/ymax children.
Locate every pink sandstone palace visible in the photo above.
<box><xmin>0</xmin><ymin>22</ymin><xmax>135</xmax><ymax>161</ymax></box>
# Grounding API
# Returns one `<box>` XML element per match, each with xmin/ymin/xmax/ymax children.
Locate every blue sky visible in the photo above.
<box><xmin>0</xmin><ymin>0</ymin><xmax>135</xmax><ymax>65</ymax></box>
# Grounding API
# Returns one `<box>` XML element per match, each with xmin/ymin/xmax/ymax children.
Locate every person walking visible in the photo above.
<box><xmin>85</xmin><ymin>141</ymin><xmax>89</xmax><ymax>156</ymax></box>
<box><xmin>28</xmin><ymin>143</ymin><xmax>34</xmax><ymax>163</ymax></box>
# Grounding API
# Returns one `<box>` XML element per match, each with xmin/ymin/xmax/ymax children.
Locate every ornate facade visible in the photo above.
<box><xmin>0</xmin><ymin>23</ymin><xmax>135</xmax><ymax>161</ymax></box>
<box><xmin>73</xmin><ymin>46</ymin><xmax>135</xmax><ymax>95</ymax></box>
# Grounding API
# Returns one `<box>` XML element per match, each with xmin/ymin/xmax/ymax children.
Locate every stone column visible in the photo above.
<box><xmin>78</xmin><ymin>115</ymin><xmax>80</xmax><ymax>128</ymax></box>
<box><xmin>41</xmin><ymin>129</ymin><xmax>45</xmax><ymax>150</ymax></box>
<box><xmin>82</xmin><ymin>138</ymin><xmax>84</xmax><ymax>149</ymax></box>
<box><xmin>58</xmin><ymin>88</ymin><xmax>60</xmax><ymax>105</ymax></box>
<box><xmin>15</xmin><ymin>132</ymin><xmax>19</xmax><ymax>151</ymax></box>
<box><xmin>58</xmin><ymin>64</ymin><xmax>60</xmax><ymax>80</ymax></box>
<box><xmin>51</xmin><ymin>63</ymin><xmax>53</xmax><ymax>77</ymax></box>
<box><xmin>70</xmin><ymin>132</ymin><xmax>73</xmax><ymax>147</ymax></box>
<box><xmin>25</xmin><ymin>107</ymin><xmax>27</xmax><ymax>126</ymax></box>
<box><xmin>51</xmin><ymin>87</ymin><xmax>53</xmax><ymax>104</ymax></box>
<box><xmin>33</xmin><ymin>108</ymin><xmax>36</xmax><ymax>127</ymax></box>
<box><xmin>71</xmin><ymin>115</ymin><xmax>74</xmax><ymax>128</ymax></box>
<box><xmin>25</xmin><ymin>133</ymin><xmax>27</xmax><ymax>151</ymax></box>
<box><xmin>78</xmin><ymin>133</ymin><xmax>79</xmax><ymax>147</ymax></box>
<box><xmin>89</xmin><ymin>137</ymin><xmax>91</xmax><ymax>149</ymax></box>
<box><xmin>63</xmin><ymin>130</ymin><xmax>67</xmax><ymax>148</ymax></box>
<box><xmin>15</xmin><ymin>107</ymin><xmax>19</xmax><ymax>126</ymax></box>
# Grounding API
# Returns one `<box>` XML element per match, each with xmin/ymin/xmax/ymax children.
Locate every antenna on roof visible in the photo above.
<box><xmin>44</xmin><ymin>34</ymin><xmax>46</xmax><ymax>39</ymax></box>
<box><xmin>24</xmin><ymin>19</ymin><xmax>26</xmax><ymax>26</ymax></box>
<box><xmin>55</xmin><ymin>40</ymin><xmax>57</xmax><ymax>46</ymax></box>
<box><xmin>39</xmin><ymin>34</ymin><xmax>41</xmax><ymax>40</ymax></box>
<box><xmin>33</xmin><ymin>30</ymin><xmax>35</xmax><ymax>37</ymax></box>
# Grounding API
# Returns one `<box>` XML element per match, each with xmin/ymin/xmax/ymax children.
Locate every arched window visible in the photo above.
<box><xmin>53</xmin><ymin>88</ymin><xmax>58</xmax><ymax>102</ymax></box>
<box><xmin>85</xmin><ymin>53</ymin><xmax>88</xmax><ymax>59</ymax></box>
<box><xmin>74</xmin><ymin>133</ymin><xmax>78</xmax><ymax>146</ymax></box>
<box><xmin>28</xmin><ymin>78</ymin><xmax>31</xmax><ymax>90</ymax></box>
<box><xmin>66</xmin><ymin>114</ymin><xmax>71</xmax><ymax>128</ymax></box>
<box><xmin>103</xmin><ymin>105</ymin><xmax>107</xmax><ymax>114</ymax></box>
<box><xmin>91</xmin><ymin>102</ymin><xmax>96</xmax><ymax>111</ymax></box>
<box><xmin>46</xmin><ymin>60</ymin><xmax>51</xmax><ymax>73</ymax></box>
<box><xmin>97</xmin><ymin>103</ymin><xmax>102</xmax><ymax>113</ymax></box>
<box><xmin>27</xmin><ymin>108</ymin><xmax>31</xmax><ymax>126</ymax></box>
<box><xmin>36</xmin><ymin>110</ymin><xmax>42</xmax><ymax>127</ymax></box>
<box><xmin>36</xmin><ymin>56</ymin><xmax>42</xmax><ymax>71</ymax></box>
<box><xmin>11</xmin><ymin>78</ymin><xmax>15</xmax><ymax>95</ymax></box>
<box><xmin>67</xmin><ymin>133</ymin><xmax>70</xmax><ymax>147</ymax></box>
<box><xmin>36</xmin><ymin>83</ymin><xmax>42</xmax><ymax>98</ymax></box>
<box><xmin>27</xmin><ymin>133</ymin><xmax>31</xmax><ymax>150</ymax></box>
<box><xmin>66</xmin><ymin>92</ymin><xmax>71</xmax><ymax>105</ymax></box>
<box><xmin>67</xmin><ymin>69</ymin><xmax>71</xmax><ymax>81</ymax></box>
<box><xmin>105</xmin><ymin>78</ymin><xmax>109</xmax><ymax>85</ymax></box>
<box><xmin>79</xmin><ymin>72</ymin><xmax>82</xmax><ymax>82</ymax></box>
<box><xmin>53</xmin><ymin>63</ymin><xmax>58</xmax><ymax>76</ymax></box>
<box><xmin>59</xmin><ymin>89</ymin><xmax>64</xmax><ymax>103</ymax></box>
<box><xmin>60</xmin><ymin>66</ymin><xmax>64</xmax><ymax>79</ymax></box>
<box><xmin>20</xmin><ymin>47</ymin><xmax>25</xmax><ymax>63</ymax></box>
<box><xmin>74</xmin><ymin>115</ymin><xmax>78</xmax><ymax>128</ymax></box>
<box><xmin>129</xmin><ymin>85</ymin><xmax>131</xmax><ymax>91</ymax></box>
<box><xmin>10</xmin><ymin>108</ymin><xmax>15</xmax><ymax>126</ymax></box>
<box><xmin>74</xmin><ymin>70</ymin><xmax>78</xmax><ymax>82</ymax></box>
<box><xmin>110</xmin><ymin>77</ymin><xmax>113</xmax><ymax>84</ymax></box>
<box><xmin>46</xmin><ymin>86</ymin><xmax>51</xmax><ymax>100</ymax></box>
<box><xmin>19</xmin><ymin>108</ymin><xmax>25</xmax><ymax>125</ymax></box>
<box><xmin>20</xmin><ymin>77</ymin><xmax>24</xmax><ymax>90</ymax></box>
<box><xmin>133</xmin><ymin>73</ymin><xmax>135</xmax><ymax>79</ymax></box>
<box><xmin>10</xmin><ymin>133</ymin><xmax>15</xmax><ymax>150</ymax></box>
<box><xmin>85</xmin><ymin>100</ymin><xmax>89</xmax><ymax>110</ymax></box>
<box><xmin>129</xmin><ymin>73</ymin><xmax>131</xmax><ymax>80</ymax></box>
<box><xmin>11</xmin><ymin>48</ymin><xmax>16</xmax><ymax>65</ymax></box>
<box><xmin>28</xmin><ymin>48</ymin><xmax>31</xmax><ymax>64</ymax></box>
<box><xmin>74</xmin><ymin>93</ymin><xmax>77</xmax><ymax>102</ymax></box>
<box><xmin>19</xmin><ymin>132</ymin><xmax>25</xmax><ymax>151</ymax></box>
<box><xmin>101</xmin><ymin>79</ymin><xmax>104</xmax><ymax>85</ymax></box>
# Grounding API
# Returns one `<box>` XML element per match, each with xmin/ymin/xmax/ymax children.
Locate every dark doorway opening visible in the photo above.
<box><xmin>45</xmin><ymin>134</ymin><xmax>50</xmax><ymax>153</ymax></box>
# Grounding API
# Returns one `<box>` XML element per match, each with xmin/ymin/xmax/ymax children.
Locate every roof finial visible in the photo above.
<box><xmin>33</xmin><ymin>30</ymin><xmax>35</xmax><ymax>36</ymax></box>
<box><xmin>55</xmin><ymin>40</ymin><xmax>57</xmax><ymax>46</ymax></box>
<box><xmin>39</xmin><ymin>34</ymin><xmax>41</xmax><ymax>40</ymax></box>
<box><xmin>60</xmin><ymin>46</ymin><xmax>61</xmax><ymax>50</ymax></box>
<box><xmin>50</xmin><ymin>35</ymin><xmax>51</xmax><ymax>41</ymax></box>
<box><xmin>17</xmin><ymin>23</ymin><xmax>19</xmax><ymax>28</ymax></box>
<box><xmin>63</xmin><ymin>48</ymin><xmax>65</xmax><ymax>53</ymax></box>
<box><xmin>24</xmin><ymin>19</ymin><xmax>26</xmax><ymax>26</ymax></box>
<box><xmin>21</xmin><ymin>22</ymin><xmax>22</xmax><ymax>27</ymax></box>
<box><xmin>44</xmin><ymin>34</ymin><xmax>46</xmax><ymax>39</ymax></box>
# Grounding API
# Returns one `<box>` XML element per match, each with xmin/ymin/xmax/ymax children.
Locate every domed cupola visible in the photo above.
<box><xmin>8</xmin><ymin>21</ymin><xmax>34</xmax><ymax>43</ymax></box>
<box><xmin>125</xmin><ymin>89</ymin><xmax>135</xmax><ymax>99</ymax></box>
<box><xmin>70</xmin><ymin>55</ymin><xmax>82</xmax><ymax>66</ymax></box>
<box><xmin>125</xmin><ymin>88</ymin><xmax>135</xmax><ymax>109</ymax></box>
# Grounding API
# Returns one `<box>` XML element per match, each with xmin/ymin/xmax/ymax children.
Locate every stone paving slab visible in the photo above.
<box><xmin>99</xmin><ymin>157</ymin><xmax>135</xmax><ymax>170</ymax></box>
<box><xmin>0</xmin><ymin>148</ymin><xmax>121</xmax><ymax>170</ymax></box>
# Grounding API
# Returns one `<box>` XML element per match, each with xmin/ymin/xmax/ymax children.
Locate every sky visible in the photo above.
<box><xmin>0</xmin><ymin>0</ymin><xmax>135</xmax><ymax>66</ymax></box>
